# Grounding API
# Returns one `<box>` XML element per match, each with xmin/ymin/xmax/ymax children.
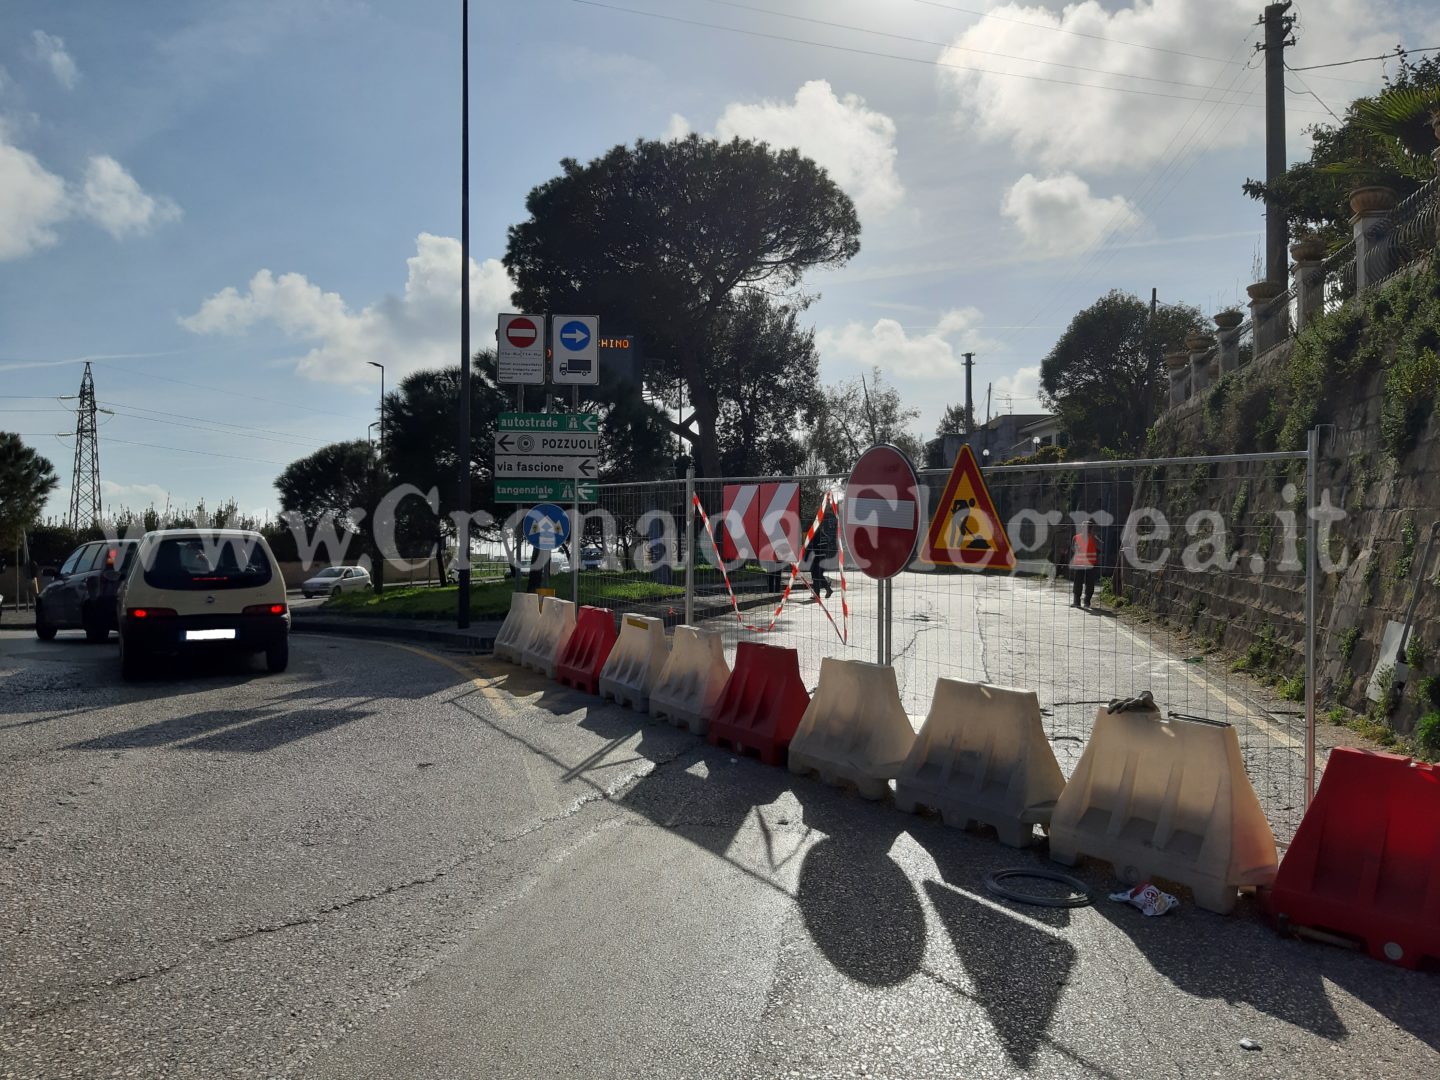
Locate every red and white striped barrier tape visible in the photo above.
<box><xmin>691</xmin><ymin>491</ymin><xmax>849</xmax><ymax>645</ymax></box>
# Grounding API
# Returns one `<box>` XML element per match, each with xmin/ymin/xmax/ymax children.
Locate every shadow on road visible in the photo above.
<box><xmin>1088</xmin><ymin>891</ymin><xmax>1348</xmax><ymax>1041</ymax></box>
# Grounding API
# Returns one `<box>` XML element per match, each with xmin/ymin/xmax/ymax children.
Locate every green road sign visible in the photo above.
<box><xmin>497</xmin><ymin>412</ymin><xmax>599</xmax><ymax>433</ymax></box>
<box><xmin>495</xmin><ymin>479</ymin><xmax>599</xmax><ymax>504</ymax></box>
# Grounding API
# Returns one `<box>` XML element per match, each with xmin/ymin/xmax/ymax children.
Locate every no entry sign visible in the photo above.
<box><xmin>496</xmin><ymin>313</ymin><xmax>545</xmax><ymax>385</ymax></box>
<box><xmin>505</xmin><ymin>317</ymin><xmax>538</xmax><ymax>349</ymax></box>
<box><xmin>842</xmin><ymin>444</ymin><xmax>921</xmax><ymax>580</ymax></box>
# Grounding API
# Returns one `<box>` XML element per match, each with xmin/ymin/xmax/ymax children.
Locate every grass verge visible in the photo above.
<box><xmin>323</xmin><ymin>573</ymin><xmax>684</xmax><ymax>619</ymax></box>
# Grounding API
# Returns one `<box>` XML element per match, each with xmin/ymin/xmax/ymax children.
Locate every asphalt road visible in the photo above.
<box><xmin>2</xmin><ymin>628</ymin><xmax>1436</xmax><ymax>1079</ymax></box>
<box><xmin>709</xmin><ymin>572</ymin><xmax>1336</xmax><ymax>841</ymax></box>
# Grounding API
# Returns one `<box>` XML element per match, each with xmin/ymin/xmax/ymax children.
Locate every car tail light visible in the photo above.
<box><xmin>128</xmin><ymin>607</ymin><xmax>177</xmax><ymax>619</ymax></box>
<box><xmin>243</xmin><ymin>603</ymin><xmax>288</xmax><ymax>616</ymax></box>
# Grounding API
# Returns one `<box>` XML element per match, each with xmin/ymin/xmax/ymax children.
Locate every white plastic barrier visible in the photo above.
<box><xmin>597</xmin><ymin>613</ymin><xmax>671</xmax><ymax>711</ymax></box>
<box><xmin>894</xmin><ymin>678</ymin><xmax>1065</xmax><ymax>848</ymax></box>
<box><xmin>520</xmin><ymin>596</ymin><xmax>576</xmax><ymax>678</ymax></box>
<box><xmin>649</xmin><ymin>625</ymin><xmax>730</xmax><ymax>734</ymax></box>
<box><xmin>1048</xmin><ymin>703</ymin><xmax>1279</xmax><ymax>914</ymax></box>
<box><xmin>493</xmin><ymin>592</ymin><xmax>541</xmax><ymax>665</ymax></box>
<box><xmin>788</xmin><ymin>658</ymin><xmax>916</xmax><ymax>800</ymax></box>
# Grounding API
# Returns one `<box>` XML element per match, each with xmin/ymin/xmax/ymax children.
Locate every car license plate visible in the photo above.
<box><xmin>185</xmin><ymin>628</ymin><xmax>236</xmax><ymax>641</ymax></box>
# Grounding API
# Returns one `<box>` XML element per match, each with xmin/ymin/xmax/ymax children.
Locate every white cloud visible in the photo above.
<box><xmin>714</xmin><ymin>80</ymin><xmax>903</xmax><ymax>216</ymax></box>
<box><xmin>180</xmin><ymin>233</ymin><xmax>515</xmax><ymax>384</ymax></box>
<box><xmin>992</xmin><ymin>365</ymin><xmax>1044</xmax><ymax>411</ymax></box>
<box><xmin>663</xmin><ymin>113</ymin><xmax>690</xmax><ymax>141</ymax></box>
<box><xmin>79</xmin><ymin>156</ymin><xmax>182</xmax><ymax>238</ymax></box>
<box><xmin>100</xmin><ymin>480</ymin><xmax>170</xmax><ymax>508</ymax></box>
<box><xmin>31</xmin><ymin>30</ymin><xmax>79</xmax><ymax>90</ymax></box>
<box><xmin>1001</xmin><ymin>172</ymin><xmax>1142</xmax><ymax>258</ymax></box>
<box><xmin>0</xmin><ymin>139</ymin><xmax>69</xmax><ymax>260</ymax></box>
<box><xmin>937</xmin><ymin>0</ymin><xmax>1428</xmax><ymax>172</ymax></box>
<box><xmin>817</xmin><ymin>308</ymin><xmax>999</xmax><ymax>379</ymax></box>
<box><xmin>0</xmin><ymin>129</ymin><xmax>180</xmax><ymax>258</ymax></box>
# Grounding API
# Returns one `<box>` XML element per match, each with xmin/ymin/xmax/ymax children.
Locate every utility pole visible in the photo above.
<box><xmin>962</xmin><ymin>352</ymin><xmax>975</xmax><ymax>437</ymax></box>
<box><xmin>457</xmin><ymin>0</ymin><xmax>472</xmax><ymax>629</ymax></box>
<box><xmin>1257</xmin><ymin>1</ymin><xmax>1295</xmax><ymax>284</ymax></box>
<box><xmin>68</xmin><ymin>362</ymin><xmax>100</xmax><ymax>531</ymax></box>
<box><xmin>1150</xmin><ymin>287</ymin><xmax>1158</xmax><ymax>319</ymax></box>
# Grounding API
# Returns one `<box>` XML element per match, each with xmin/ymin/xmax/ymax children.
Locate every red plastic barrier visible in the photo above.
<box><xmin>1265</xmin><ymin>748</ymin><xmax>1440</xmax><ymax>968</ymax></box>
<box><xmin>706</xmin><ymin>642</ymin><xmax>810</xmax><ymax>766</ymax></box>
<box><xmin>553</xmin><ymin>606</ymin><xmax>618</xmax><ymax>696</ymax></box>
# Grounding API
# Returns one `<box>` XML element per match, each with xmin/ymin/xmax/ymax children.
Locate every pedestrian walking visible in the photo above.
<box><xmin>1070</xmin><ymin>518</ymin><xmax>1100</xmax><ymax>608</ymax></box>
<box><xmin>809</xmin><ymin>505</ymin><xmax>837</xmax><ymax>600</ymax></box>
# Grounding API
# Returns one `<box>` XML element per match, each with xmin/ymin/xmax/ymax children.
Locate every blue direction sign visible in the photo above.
<box><xmin>559</xmin><ymin>320</ymin><xmax>590</xmax><ymax>351</ymax></box>
<box><xmin>551</xmin><ymin>314</ymin><xmax>599</xmax><ymax>385</ymax></box>
<box><xmin>523</xmin><ymin>503</ymin><xmax>571</xmax><ymax>551</ymax></box>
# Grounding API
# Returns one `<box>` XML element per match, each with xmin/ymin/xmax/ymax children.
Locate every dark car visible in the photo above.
<box><xmin>35</xmin><ymin>539</ymin><xmax>139</xmax><ymax>642</ymax></box>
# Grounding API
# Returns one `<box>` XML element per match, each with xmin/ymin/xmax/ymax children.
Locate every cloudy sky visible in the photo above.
<box><xmin>3</xmin><ymin>0</ymin><xmax>1436</xmax><ymax>518</ymax></box>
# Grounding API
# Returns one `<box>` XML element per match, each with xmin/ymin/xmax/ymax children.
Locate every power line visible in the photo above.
<box><xmin>1285</xmin><ymin>71</ymin><xmax>1342</xmax><ymax>122</ymax></box>
<box><xmin>52</xmin><ymin>432</ymin><xmax>290</xmax><ymax>467</ymax></box>
<box><xmin>907</xmin><ymin>0</ymin><xmax>1236</xmax><ymax>63</ymax></box>
<box><xmin>88</xmin><ymin>359</ymin><xmax>371</xmax><ymax>421</ymax></box>
<box><xmin>99</xmin><ymin>407</ymin><xmax>331</xmax><ymax>451</ymax></box>
<box><xmin>983</xmin><ymin>31</ymin><xmax>1261</xmax><ymax>352</ymax></box>
<box><xmin>569</xmin><ymin>0</ymin><xmax>1324</xmax><ymax>111</ymax></box>
<box><xmin>693</xmin><ymin>0</ymin><xmax>1266</xmax><ymax>97</ymax></box>
<box><xmin>1289</xmin><ymin>45</ymin><xmax>1440</xmax><ymax>71</ymax></box>
<box><xmin>97</xmin><ymin>399</ymin><xmax>331</xmax><ymax>449</ymax></box>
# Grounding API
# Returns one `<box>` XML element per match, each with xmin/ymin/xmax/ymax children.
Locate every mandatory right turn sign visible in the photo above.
<box><xmin>921</xmin><ymin>444</ymin><xmax>1015</xmax><ymax>571</ymax></box>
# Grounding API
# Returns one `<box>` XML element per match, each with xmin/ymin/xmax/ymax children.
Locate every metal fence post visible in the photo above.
<box><xmin>684</xmin><ymin>467</ymin><xmax>695</xmax><ymax>626</ymax></box>
<box><xmin>1305</xmin><ymin>426</ymin><xmax>1319</xmax><ymax>808</ymax></box>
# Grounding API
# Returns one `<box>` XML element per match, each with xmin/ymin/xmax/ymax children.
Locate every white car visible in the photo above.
<box><xmin>301</xmin><ymin>566</ymin><xmax>372</xmax><ymax>598</ymax></box>
<box><xmin>116</xmin><ymin>529</ymin><xmax>290</xmax><ymax>680</ymax></box>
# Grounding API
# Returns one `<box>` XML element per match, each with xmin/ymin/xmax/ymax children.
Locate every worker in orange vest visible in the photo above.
<box><xmin>1070</xmin><ymin>518</ymin><xmax>1100</xmax><ymax>609</ymax></box>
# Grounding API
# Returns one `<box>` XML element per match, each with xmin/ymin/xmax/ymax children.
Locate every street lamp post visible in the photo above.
<box><xmin>367</xmin><ymin>361</ymin><xmax>385</xmax><ymax>461</ymax></box>
<box><xmin>457</xmin><ymin>0</ymin><xmax>472</xmax><ymax>629</ymax></box>
<box><xmin>367</xmin><ymin>421</ymin><xmax>380</xmax><ymax>448</ymax></box>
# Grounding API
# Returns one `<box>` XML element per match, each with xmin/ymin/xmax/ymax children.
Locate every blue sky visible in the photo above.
<box><xmin>3</xmin><ymin>0</ymin><xmax>1436</xmax><ymax>518</ymax></box>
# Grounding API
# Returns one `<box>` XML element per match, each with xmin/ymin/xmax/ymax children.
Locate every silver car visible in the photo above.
<box><xmin>300</xmin><ymin>565</ymin><xmax>372</xmax><ymax>598</ymax></box>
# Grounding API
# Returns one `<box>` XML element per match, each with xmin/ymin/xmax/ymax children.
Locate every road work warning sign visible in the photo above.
<box><xmin>921</xmin><ymin>444</ymin><xmax>1016</xmax><ymax>571</ymax></box>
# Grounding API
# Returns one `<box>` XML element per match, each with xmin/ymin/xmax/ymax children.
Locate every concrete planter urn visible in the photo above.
<box><xmin>1246</xmin><ymin>280</ymin><xmax>1285</xmax><ymax>301</ymax></box>
<box><xmin>1347</xmin><ymin>185</ymin><xmax>1398</xmax><ymax>215</ymax></box>
<box><xmin>1164</xmin><ymin>350</ymin><xmax>1190</xmax><ymax>371</ymax></box>
<box><xmin>1289</xmin><ymin>236</ymin><xmax>1327</xmax><ymax>262</ymax></box>
<box><xmin>1213</xmin><ymin>310</ymin><xmax>1244</xmax><ymax>330</ymax></box>
<box><xmin>1184</xmin><ymin>330</ymin><xmax>1213</xmax><ymax>352</ymax></box>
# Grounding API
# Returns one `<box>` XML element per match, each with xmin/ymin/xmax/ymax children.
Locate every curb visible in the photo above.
<box><xmin>290</xmin><ymin>617</ymin><xmax>497</xmax><ymax>653</ymax></box>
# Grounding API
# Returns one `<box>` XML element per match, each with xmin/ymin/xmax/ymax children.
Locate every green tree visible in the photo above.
<box><xmin>1243</xmin><ymin>51</ymin><xmax>1439</xmax><ymax>245</ymax></box>
<box><xmin>0</xmin><ymin>433</ymin><xmax>59</xmax><ymax>552</ymax></box>
<box><xmin>713</xmin><ymin>290</ymin><xmax>823</xmax><ymax>476</ymax></box>
<box><xmin>505</xmin><ymin>134</ymin><xmax>861</xmax><ymax>476</ymax></box>
<box><xmin>275</xmin><ymin>440</ymin><xmax>383</xmax><ymax>584</ymax></box>
<box><xmin>805</xmin><ymin>367</ymin><xmax>922</xmax><ymax>473</ymax></box>
<box><xmin>936</xmin><ymin>402</ymin><xmax>974</xmax><ymax>437</ymax></box>
<box><xmin>1040</xmin><ymin>291</ymin><xmax>1203</xmax><ymax>454</ymax></box>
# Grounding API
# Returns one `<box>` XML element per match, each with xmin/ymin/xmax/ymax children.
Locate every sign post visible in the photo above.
<box><xmin>841</xmin><ymin>444</ymin><xmax>922</xmax><ymax>666</ymax></box>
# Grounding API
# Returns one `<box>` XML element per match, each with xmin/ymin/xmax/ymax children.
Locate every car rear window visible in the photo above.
<box><xmin>142</xmin><ymin>537</ymin><xmax>274</xmax><ymax>591</ymax></box>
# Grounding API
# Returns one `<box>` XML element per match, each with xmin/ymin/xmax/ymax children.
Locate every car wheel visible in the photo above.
<box><xmin>303</xmin><ymin>592</ymin><xmax>313</xmax><ymax>600</ymax></box>
<box><xmin>83</xmin><ymin>604</ymin><xmax>109</xmax><ymax>643</ymax></box>
<box><xmin>329</xmin><ymin>586</ymin><xmax>340</xmax><ymax>598</ymax></box>
<box><xmin>35</xmin><ymin>602</ymin><xmax>58</xmax><ymax>642</ymax></box>
<box><xmin>266</xmin><ymin>639</ymin><xmax>290</xmax><ymax>674</ymax></box>
<box><xmin>120</xmin><ymin>635</ymin><xmax>146</xmax><ymax>681</ymax></box>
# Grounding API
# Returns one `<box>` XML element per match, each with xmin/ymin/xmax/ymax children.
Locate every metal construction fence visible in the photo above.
<box><xmin>558</xmin><ymin>445</ymin><xmax>1319</xmax><ymax>841</ymax></box>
